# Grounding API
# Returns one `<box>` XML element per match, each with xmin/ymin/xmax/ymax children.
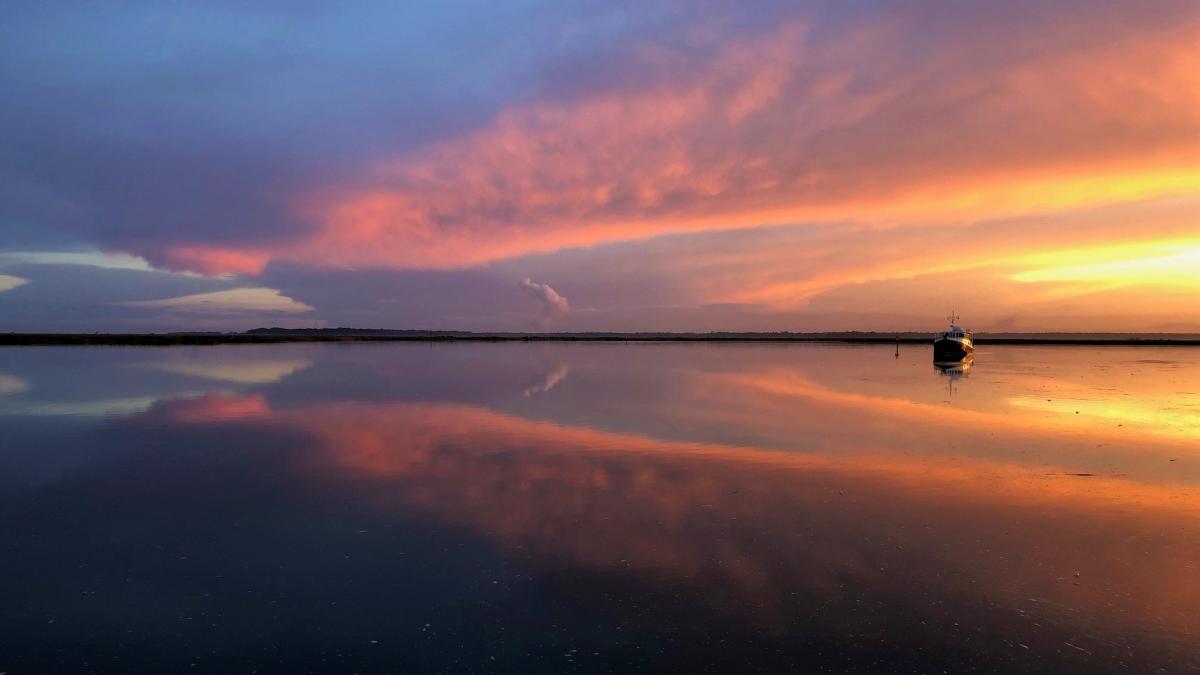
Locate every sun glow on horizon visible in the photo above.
<box><xmin>1012</xmin><ymin>241</ymin><xmax>1200</xmax><ymax>288</ymax></box>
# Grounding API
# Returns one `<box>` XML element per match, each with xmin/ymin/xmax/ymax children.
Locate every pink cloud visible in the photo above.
<box><xmin>135</xmin><ymin>2</ymin><xmax>1198</xmax><ymax>299</ymax></box>
<box><xmin>269</xmin><ymin>9</ymin><xmax>1199</xmax><ymax>274</ymax></box>
<box><xmin>161</xmin><ymin>246</ymin><xmax>270</xmax><ymax>276</ymax></box>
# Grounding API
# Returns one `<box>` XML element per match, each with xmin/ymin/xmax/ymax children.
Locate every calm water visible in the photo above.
<box><xmin>1</xmin><ymin>343</ymin><xmax>1198</xmax><ymax>673</ymax></box>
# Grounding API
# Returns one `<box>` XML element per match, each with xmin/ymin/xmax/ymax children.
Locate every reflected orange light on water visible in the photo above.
<box><xmin>1008</xmin><ymin>395</ymin><xmax>1200</xmax><ymax>441</ymax></box>
<box><xmin>710</xmin><ymin>367</ymin><xmax>1200</xmax><ymax>448</ymax></box>
<box><xmin>58</xmin><ymin>340</ymin><xmax>1200</xmax><ymax>656</ymax></box>
<box><xmin>272</xmin><ymin>400</ymin><xmax>1200</xmax><ymax>515</ymax></box>
<box><xmin>239</xmin><ymin>399</ymin><xmax>1200</xmax><ymax>641</ymax></box>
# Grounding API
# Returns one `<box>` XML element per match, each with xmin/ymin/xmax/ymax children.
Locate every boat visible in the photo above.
<box><xmin>933</xmin><ymin>313</ymin><xmax>974</xmax><ymax>361</ymax></box>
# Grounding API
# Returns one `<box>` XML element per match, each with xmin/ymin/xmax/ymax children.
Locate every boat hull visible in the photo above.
<box><xmin>933</xmin><ymin>336</ymin><xmax>974</xmax><ymax>361</ymax></box>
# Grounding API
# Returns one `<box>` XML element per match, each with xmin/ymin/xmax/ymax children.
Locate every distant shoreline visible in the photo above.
<box><xmin>3</xmin><ymin>332</ymin><xmax>1200</xmax><ymax>347</ymax></box>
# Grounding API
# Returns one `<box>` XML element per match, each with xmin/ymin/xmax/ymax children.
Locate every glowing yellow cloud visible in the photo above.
<box><xmin>1011</xmin><ymin>241</ymin><xmax>1200</xmax><ymax>288</ymax></box>
<box><xmin>728</xmin><ymin>224</ymin><xmax>1200</xmax><ymax>322</ymax></box>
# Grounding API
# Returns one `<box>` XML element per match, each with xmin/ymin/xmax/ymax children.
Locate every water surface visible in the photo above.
<box><xmin>1</xmin><ymin>343</ymin><xmax>1198</xmax><ymax>673</ymax></box>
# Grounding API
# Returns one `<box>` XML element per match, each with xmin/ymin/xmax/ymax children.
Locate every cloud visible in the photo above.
<box><xmin>0</xmin><ymin>275</ymin><xmax>29</xmax><ymax>293</ymax></box>
<box><xmin>159</xmin><ymin>247</ymin><xmax>270</xmax><ymax>276</ymax></box>
<box><xmin>0</xmin><ymin>251</ymin><xmax>151</xmax><ymax>271</ymax></box>
<box><xmin>247</xmin><ymin>195</ymin><xmax>1200</xmax><ymax>333</ymax></box>
<box><xmin>120</xmin><ymin>288</ymin><xmax>314</xmax><ymax>315</ymax></box>
<box><xmin>520</xmin><ymin>277</ymin><xmax>570</xmax><ymax>316</ymax></box>
<box><xmin>276</xmin><ymin>4</ymin><xmax>1200</xmax><ymax>272</ymax></box>
<box><xmin>5</xmin><ymin>1</ymin><xmax>1198</xmax><ymax>279</ymax></box>
<box><xmin>0</xmin><ymin>1</ymin><xmax>701</xmax><ymax>273</ymax></box>
<box><xmin>2</xmin><ymin>1</ymin><xmax>1199</xmax><ymax>332</ymax></box>
<box><xmin>259</xmin><ymin>263</ymin><xmax>535</xmax><ymax>331</ymax></box>
<box><xmin>15</xmin><ymin>397</ymin><xmax>160</xmax><ymax>418</ymax></box>
<box><xmin>0</xmin><ymin>260</ymin><xmax>252</xmax><ymax>332</ymax></box>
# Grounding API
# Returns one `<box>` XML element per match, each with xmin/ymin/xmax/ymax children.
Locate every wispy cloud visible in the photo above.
<box><xmin>121</xmin><ymin>288</ymin><xmax>314</xmax><ymax>315</ymax></box>
<box><xmin>0</xmin><ymin>251</ymin><xmax>152</xmax><ymax>272</ymax></box>
<box><xmin>0</xmin><ymin>275</ymin><xmax>29</xmax><ymax>293</ymax></box>
<box><xmin>278</xmin><ymin>8</ymin><xmax>1199</xmax><ymax>272</ymax></box>
<box><xmin>520</xmin><ymin>277</ymin><xmax>569</xmax><ymax>313</ymax></box>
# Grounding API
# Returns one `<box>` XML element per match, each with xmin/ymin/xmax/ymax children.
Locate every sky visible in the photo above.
<box><xmin>1</xmin><ymin>0</ymin><xmax>1198</xmax><ymax>333</ymax></box>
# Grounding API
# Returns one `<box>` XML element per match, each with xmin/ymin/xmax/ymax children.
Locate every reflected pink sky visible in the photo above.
<box><xmin>100</xmin><ymin>342</ymin><xmax>1200</xmax><ymax>659</ymax></box>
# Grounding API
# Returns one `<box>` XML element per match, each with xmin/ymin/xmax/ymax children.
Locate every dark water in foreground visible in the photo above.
<box><xmin>1</xmin><ymin>343</ymin><xmax>1197</xmax><ymax>674</ymax></box>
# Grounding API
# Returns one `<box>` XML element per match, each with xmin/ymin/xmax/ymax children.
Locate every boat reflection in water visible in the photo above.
<box><xmin>0</xmin><ymin>343</ymin><xmax>1198</xmax><ymax>673</ymax></box>
<box><xmin>934</xmin><ymin>354</ymin><xmax>974</xmax><ymax>377</ymax></box>
<box><xmin>934</xmin><ymin>353</ymin><xmax>974</xmax><ymax>396</ymax></box>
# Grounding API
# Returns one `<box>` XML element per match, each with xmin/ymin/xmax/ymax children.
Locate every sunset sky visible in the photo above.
<box><xmin>1</xmin><ymin>1</ymin><xmax>1198</xmax><ymax>332</ymax></box>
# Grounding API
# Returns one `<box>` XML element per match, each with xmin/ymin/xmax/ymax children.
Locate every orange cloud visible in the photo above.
<box><xmin>609</xmin><ymin>194</ymin><xmax>1200</xmax><ymax>329</ymax></box>
<box><xmin>113</xmin><ymin>4</ymin><xmax>1198</xmax><ymax>332</ymax></box>
<box><xmin>269</xmin><ymin>12</ymin><xmax>1200</xmax><ymax>272</ymax></box>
